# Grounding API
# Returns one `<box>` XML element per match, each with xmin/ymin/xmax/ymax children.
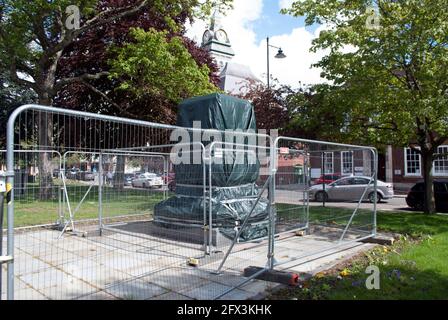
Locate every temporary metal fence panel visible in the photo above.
<box><xmin>58</xmin><ymin>151</ymin><xmax>169</xmax><ymax>237</ymax></box>
<box><xmin>2</xmin><ymin>104</ymin><xmax>377</xmax><ymax>300</ymax></box>
<box><xmin>199</xmin><ymin>141</ymin><xmax>275</xmax><ymax>299</ymax></box>
<box><xmin>272</xmin><ymin>137</ymin><xmax>378</xmax><ymax>268</ymax></box>
<box><xmin>0</xmin><ymin>150</ymin><xmax>64</xmax><ymax>226</ymax></box>
<box><xmin>273</xmin><ymin>146</ymin><xmax>309</xmax><ymax>236</ymax></box>
<box><xmin>3</xmin><ymin>104</ymin><xmax>276</xmax><ymax>300</ymax></box>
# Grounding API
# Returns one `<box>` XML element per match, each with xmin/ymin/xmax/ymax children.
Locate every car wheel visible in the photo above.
<box><xmin>315</xmin><ymin>191</ymin><xmax>328</xmax><ymax>202</ymax></box>
<box><xmin>414</xmin><ymin>201</ymin><xmax>424</xmax><ymax>211</ymax></box>
<box><xmin>369</xmin><ymin>192</ymin><xmax>382</xmax><ymax>204</ymax></box>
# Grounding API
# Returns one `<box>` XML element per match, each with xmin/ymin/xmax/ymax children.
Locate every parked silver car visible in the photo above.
<box><xmin>131</xmin><ymin>173</ymin><xmax>164</xmax><ymax>188</ymax></box>
<box><xmin>309</xmin><ymin>176</ymin><xmax>394</xmax><ymax>203</ymax></box>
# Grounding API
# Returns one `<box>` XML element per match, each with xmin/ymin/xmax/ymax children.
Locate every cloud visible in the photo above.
<box><xmin>186</xmin><ymin>0</ymin><xmax>328</xmax><ymax>88</ymax></box>
<box><xmin>279</xmin><ymin>0</ymin><xmax>295</xmax><ymax>10</ymax></box>
<box><xmin>254</xmin><ymin>25</ymin><xmax>328</xmax><ymax>87</ymax></box>
<box><xmin>185</xmin><ymin>0</ymin><xmax>262</xmax><ymax>46</ymax></box>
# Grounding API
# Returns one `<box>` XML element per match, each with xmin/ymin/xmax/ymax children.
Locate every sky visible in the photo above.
<box><xmin>186</xmin><ymin>0</ymin><xmax>328</xmax><ymax>88</ymax></box>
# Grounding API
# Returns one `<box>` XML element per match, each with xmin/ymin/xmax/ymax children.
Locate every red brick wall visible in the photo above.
<box><xmin>309</xmin><ymin>150</ymin><xmax>366</xmax><ymax>175</ymax></box>
<box><xmin>260</xmin><ymin>155</ymin><xmax>305</xmax><ymax>185</ymax></box>
<box><xmin>391</xmin><ymin>144</ymin><xmax>448</xmax><ymax>184</ymax></box>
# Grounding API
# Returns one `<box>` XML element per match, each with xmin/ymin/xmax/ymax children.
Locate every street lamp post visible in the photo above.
<box><xmin>266</xmin><ymin>37</ymin><xmax>286</xmax><ymax>89</ymax></box>
<box><xmin>266</xmin><ymin>37</ymin><xmax>286</xmax><ymax>270</ymax></box>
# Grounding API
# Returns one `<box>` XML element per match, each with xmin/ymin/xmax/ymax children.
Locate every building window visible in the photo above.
<box><xmin>405</xmin><ymin>148</ymin><xmax>421</xmax><ymax>176</ymax></box>
<box><xmin>323</xmin><ymin>152</ymin><xmax>334</xmax><ymax>174</ymax></box>
<box><xmin>434</xmin><ymin>145</ymin><xmax>448</xmax><ymax>176</ymax></box>
<box><xmin>341</xmin><ymin>151</ymin><xmax>353</xmax><ymax>175</ymax></box>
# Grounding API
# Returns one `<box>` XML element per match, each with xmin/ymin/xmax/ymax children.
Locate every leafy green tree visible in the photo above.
<box><xmin>0</xmin><ymin>71</ymin><xmax>36</xmax><ymax>148</ymax></box>
<box><xmin>102</xmin><ymin>27</ymin><xmax>219</xmax><ymax>191</ymax></box>
<box><xmin>109</xmin><ymin>28</ymin><xmax>217</xmax><ymax>105</ymax></box>
<box><xmin>285</xmin><ymin>84</ymin><xmax>351</xmax><ymax>141</ymax></box>
<box><xmin>0</xmin><ymin>0</ymin><xmax>230</xmax><ymax>106</ymax></box>
<box><xmin>0</xmin><ymin>0</ymin><xmax>230</xmax><ymax>198</ymax></box>
<box><xmin>284</xmin><ymin>0</ymin><xmax>448</xmax><ymax>213</ymax></box>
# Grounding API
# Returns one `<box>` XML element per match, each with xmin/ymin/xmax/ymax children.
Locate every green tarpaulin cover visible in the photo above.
<box><xmin>154</xmin><ymin>93</ymin><xmax>270</xmax><ymax>241</ymax></box>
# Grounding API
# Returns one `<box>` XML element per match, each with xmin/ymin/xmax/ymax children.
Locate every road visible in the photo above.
<box><xmin>275</xmin><ymin>189</ymin><xmax>411</xmax><ymax>212</ymax></box>
<box><xmin>81</xmin><ymin>179</ymin><xmax>411</xmax><ymax>212</ymax></box>
<box><xmin>125</xmin><ymin>183</ymin><xmax>411</xmax><ymax>212</ymax></box>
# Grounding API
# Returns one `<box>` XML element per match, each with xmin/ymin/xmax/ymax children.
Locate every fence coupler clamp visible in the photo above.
<box><xmin>0</xmin><ymin>256</ymin><xmax>14</xmax><ymax>264</ymax></box>
<box><xmin>1</xmin><ymin>170</ymin><xmax>15</xmax><ymax>177</ymax></box>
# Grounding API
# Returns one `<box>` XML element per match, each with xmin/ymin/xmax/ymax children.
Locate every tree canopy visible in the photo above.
<box><xmin>0</xmin><ymin>0</ymin><xmax>230</xmax><ymax>107</ymax></box>
<box><xmin>52</xmin><ymin>0</ymin><xmax>225</xmax><ymax>123</ymax></box>
<box><xmin>239</xmin><ymin>80</ymin><xmax>290</xmax><ymax>133</ymax></box>
<box><xmin>0</xmin><ymin>0</ymin><xmax>230</xmax><ymax>198</ymax></box>
<box><xmin>108</xmin><ymin>28</ymin><xmax>217</xmax><ymax>117</ymax></box>
<box><xmin>284</xmin><ymin>0</ymin><xmax>448</xmax><ymax>213</ymax></box>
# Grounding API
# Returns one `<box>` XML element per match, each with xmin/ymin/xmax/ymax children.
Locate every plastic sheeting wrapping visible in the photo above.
<box><xmin>154</xmin><ymin>93</ymin><xmax>270</xmax><ymax>241</ymax></box>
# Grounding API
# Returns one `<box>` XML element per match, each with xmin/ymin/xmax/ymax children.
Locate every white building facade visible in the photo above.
<box><xmin>201</xmin><ymin>12</ymin><xmax>259</xmax><ymax>95</ymax></box>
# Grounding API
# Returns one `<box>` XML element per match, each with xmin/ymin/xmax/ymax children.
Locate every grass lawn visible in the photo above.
<box><xmin>270</xmin><ymin>209</ymin><xmax>448</xmax><ymax>300</ymax></box>
<box><xmin>9</xmin><ymin>196</ymin><xmax>370</xmax><ymax>229</ymax></box>
<box><xmin>5</xmin><ymin>185</ymin><xmax>167</xmax><ymax>227</ymax></box>
<box><xmin>276</xmin><ymin>203</ymin><xmax>374</xmax><ymax>232</ymax></box>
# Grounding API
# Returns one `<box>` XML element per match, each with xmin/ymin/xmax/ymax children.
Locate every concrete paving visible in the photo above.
<box><xmin>1</xmin><ymin>223</ymin><xmax>376</xmax><ymax>300</ymax></box>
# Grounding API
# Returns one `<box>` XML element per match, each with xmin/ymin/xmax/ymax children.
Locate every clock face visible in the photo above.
<box><xmin>215</xmin><ymin>29</ymin><xmax>228</xmax><ymax>43</ymax></box>
<box><xmin>202</xmin><ymin>30</ymin><xmax>212</xmax><ymax>44</ymax></box>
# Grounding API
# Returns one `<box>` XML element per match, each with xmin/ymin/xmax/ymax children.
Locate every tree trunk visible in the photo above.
<box><xmin>113</xmin><ymin>155</ymin><xmax>126</xmax><ymax>190</ymax></box>
<box><xmin>421</xmin><ymin>149</ymin><xmax>436</xmax><ymax>214</ymax></box>
<box><xmin>37</xmin><ymin>94</ymin><xmax>54</xmax><ymax>200</ymax></box>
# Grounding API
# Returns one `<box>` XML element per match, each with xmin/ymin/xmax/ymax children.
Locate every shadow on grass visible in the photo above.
<box><xmin>377</xmin><ymin>212</ymin><xmax>448</xmax><ymax>236</ymax></box>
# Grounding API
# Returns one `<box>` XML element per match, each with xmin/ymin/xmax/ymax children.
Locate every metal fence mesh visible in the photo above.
<box><xmin>273</xmin><ymin>138</ymin><xmax>377</xmax><ymax>268</ymax></box>
<box><xmin>1</xmin><ymin>105</ymin><xmax>377</xmax><ymax>300</ymax></box>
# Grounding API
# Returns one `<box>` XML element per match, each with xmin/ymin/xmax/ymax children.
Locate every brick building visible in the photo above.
<box><xmin>381</xmin><ymin>143</ymin><xmax>448</xmax><ymax>192</ymax></box>
<box><xmin>309</xmin><ymin>150</ymin><xmax>374</xmax><ymax>179</ymax></box>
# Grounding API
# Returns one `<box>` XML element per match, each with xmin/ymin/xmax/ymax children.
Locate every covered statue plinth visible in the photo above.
<box><xmin>154</xmin><ymin>93</ymin><xmax>270</xmax><ymax>242</ymax></box>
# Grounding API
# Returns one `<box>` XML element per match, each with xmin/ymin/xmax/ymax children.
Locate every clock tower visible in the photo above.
<box><xmin>201</xmin><ymin>11</ymin><xmax>235</xmax><ymax>72</ymax></box>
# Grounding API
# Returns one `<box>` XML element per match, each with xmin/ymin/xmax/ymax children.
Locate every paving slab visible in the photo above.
<box><xmin>59</xmin><ymin>259</ymin><xmax>131</xmax><ymax>288</ymax></box>
<box><xmin>6</xmin><ymin>225</ymin><xmax>377</xmax><ymax>300</ymax></box>
<box><xmin>151</xmin><ymin>291</ymin><xmax>193</xmax><ymax>300</ymax></box>
<box><xmin>104</xmin><ymin>279</ymin><xmax>168</xmax><ymax>300</ymax></box>
<box><xmin>12</xmin><ymin>252</ymin><xmax>52</xmax><ymax>276</ymax></box>
<box><xmin>8</xmin><ymin>287</ymin><xmax>47</xmax><ymax>300</ymax></box>
<box><xmin>179</xmin><ymin>281</ymin><xmax>250</xmax><ymax>300</ymax></box>
<box><xmin>76</xmin><ymin>290</ymin><xmax>116</xmax><ymax>300</ymax></box>
<box><xmin>142</xmin><ymin>268</ymin><xmax>209</xmax><ymax>292</ymax></box>
<box><xmin>18</xmin><ymin>267</ymin><xmax>98</xmax><ymax>299</ymax></box>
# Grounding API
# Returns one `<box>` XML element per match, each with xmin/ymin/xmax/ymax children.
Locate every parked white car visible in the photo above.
<box><xmin>131</xmin><ymin>173</ymin><xmax>163</xmax><ymax>188</ymax></box>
